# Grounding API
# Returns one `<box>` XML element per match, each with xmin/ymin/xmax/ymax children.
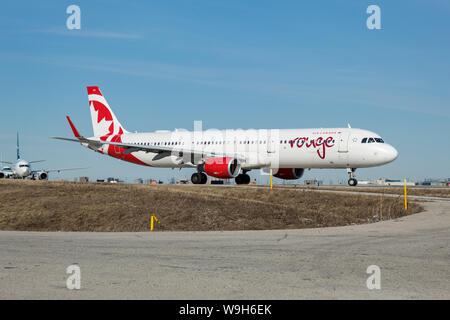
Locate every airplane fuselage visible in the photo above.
<box><xmin>13</xmin><ymin>159</ymin><xmax>31</xmax><ymax>177</ymax></box>
<box><xmin>56</xmin><ymin>86</ymin><xmax>399</xmax><ymax>186</ymax></box>
<box><xmin>84</xmin><ymin>127</ymin><xmax>398</xmax><ymax>170</ymax></box>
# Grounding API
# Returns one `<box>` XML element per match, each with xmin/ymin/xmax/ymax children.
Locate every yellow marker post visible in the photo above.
<box><xmin>404</xmin><ymin>184</ymin><xmax>408</xmax><ymax>211</ymax></box>
<box><xmin>270</xmin><ymin>169</ymin><xmax>273</xmax><ymax>190</ymax></box>
<box><xmin>150</xmin><ymin>214</ymin><xmax>159</xmax><ymax>231</ymax></box>
<box><xmin>403</xmin><ymin>178</ymin><xmax>408</xmax><ymax>212</ymax></box>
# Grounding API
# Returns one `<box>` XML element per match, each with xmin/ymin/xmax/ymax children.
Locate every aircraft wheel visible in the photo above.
<box><xmin>200</xmin><ymin>172</ymin><xmax>208</xmax><ymax>184</ymax></box>
<box><xmin>348</xmin><ymin>178</ymin><xmax>358</xmax><ymax>187</ymax></box>
<box><xmin>191</xmin><ymin>173</ymin><xmax>202</xmax><ymax>184</ymax></box>
<box><xmin>235</xmin><ymin>174</ymin><xmax>250</xmax><ymax>185</ymax></box>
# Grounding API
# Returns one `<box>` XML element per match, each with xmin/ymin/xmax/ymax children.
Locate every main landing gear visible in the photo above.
<box><xmin>191</xmin><ymin>172</ymin><xmax>207</xmax><ymax>184</ymax></box>
<box><xmin>347</xmin><ymin>168</ymin><xmax>358</xmax><ymax>186</ymax></box>
<box><xmin>235</xmin><ymin>171</ymin><xmax>250</xmax><ymax>185</ymax></box>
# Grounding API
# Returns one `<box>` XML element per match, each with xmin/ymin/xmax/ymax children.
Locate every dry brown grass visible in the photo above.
<box><xmin>275</xmin><ymin>185</ymin><xmax>450</xmax><ymax>198</ymax></box>
<box><xmin>0</xmin><ymin>180</ymin><xmax>421</xmax><ymax>232</ymax></box>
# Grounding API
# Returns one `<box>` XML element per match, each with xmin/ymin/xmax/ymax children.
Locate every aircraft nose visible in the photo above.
<box><xmin>380</xmin><ymin>144</ymin><xmax>398</xmax><ymax>163</ymax></box>
<box><xmin>391</xmin><ymin>146</ymin><xmax>399</xmax><ymax>161</ymax></box>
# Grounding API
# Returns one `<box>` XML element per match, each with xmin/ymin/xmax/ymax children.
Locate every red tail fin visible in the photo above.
<box><xmin>87</xmin><ymin>86</ymin><xmax>127</xmax><ymax>138</ymax></box>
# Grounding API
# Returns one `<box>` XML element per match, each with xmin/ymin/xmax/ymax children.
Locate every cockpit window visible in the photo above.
<box><xmin>19</xmin><ymin>164</ymin><xmax>29</xmax><ymax>167</ymax></box>
<box><xmin>362</xmin><ymin>137</ymin><xmax>385</xmax><ymax>143</ymax></box>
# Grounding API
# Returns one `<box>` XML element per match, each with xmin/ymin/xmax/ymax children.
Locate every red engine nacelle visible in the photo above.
<box><xmin>204</xmin><ymin>157</ymin><xmax>241</xmax><ymax>179</ymax></box>
<box><xmin>273</xmin><ymin>168</ymin><xmax>304</xmax><ymax>180</ymax></box>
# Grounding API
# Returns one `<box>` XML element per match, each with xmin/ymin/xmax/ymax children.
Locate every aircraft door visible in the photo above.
<box><xmin>267</xmin><ymin>138</ymin><xmax>276</xmax><ymax>154</ymax></box>
<box><xmin>338</xmin><ymin>131</ymin><xmax>350</xmax><ymax>153</ymax></box>
<box><xmin>266</xmin><ymin>129</ymin><xmax>280</xmax><ymax>168</ymax></box>
<box><xmin>266</xmin><ymin>129</ymin><xmax>278</xmax><ymax>154</ymax></box>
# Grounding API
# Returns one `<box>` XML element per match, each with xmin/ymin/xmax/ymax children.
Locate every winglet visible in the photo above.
<box><xmin>66</xmin><ymin>116</ymin><xmax>81</xmax><ymax>138</ymax></box>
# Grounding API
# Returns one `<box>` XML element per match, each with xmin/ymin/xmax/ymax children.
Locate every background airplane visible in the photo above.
<box><xmin>54</xmin><ymin>86</ymin><xmax>398</xmax><ymax>186</ymax></box>
<box><xmin>0</xmin><ymin>133</ymin><xmax>87</xmax><ymax>180</ymax></box>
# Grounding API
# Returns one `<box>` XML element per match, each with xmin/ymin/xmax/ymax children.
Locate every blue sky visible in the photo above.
<box><xmin>0</xmin><ymin>0</ymin><xmax>449</xmax><ymax>184</ymax></box>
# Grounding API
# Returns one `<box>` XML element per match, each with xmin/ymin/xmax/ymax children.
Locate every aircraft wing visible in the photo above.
<box><xmin>53</xmin><ymin>136</ymin><xmax>246</xmax><ymax>162</ymax></box>
<box><xmin>52</xmin><ymin>136</ymin><xmax>104</xmax><ymax>148</ymax></box>
<box><xmin>29</xmin><ymin>160</ymin><xmax>46</xmax><ymax>164</ymax></box>
<box><xmin>32</xmin><ymin>167</ymin><xmax>90</xmax><ymax>174</ymax></box>
<box><xmin>53</xmin><ymin>116</ymin><xmax>246</xmax><ymax>162</ymax></box>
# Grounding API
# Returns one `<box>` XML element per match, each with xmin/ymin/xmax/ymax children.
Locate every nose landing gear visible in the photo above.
<box><xmin>347</xmin><ymin>168</ymin><xmax>358</xmax><ymax>186</ymax></box>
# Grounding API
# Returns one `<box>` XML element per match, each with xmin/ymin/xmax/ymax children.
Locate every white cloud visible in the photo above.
<box><xmin>30</xmin><ymin>27</ymin><xmax>143</xmax><ymax>40</ymax></box>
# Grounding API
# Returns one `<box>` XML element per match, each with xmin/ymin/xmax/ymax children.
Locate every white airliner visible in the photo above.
<box><xmin>54</xmin><ymin>86</ymin><xmax>398</xmax><ymax>186</ymax></box>
<box><xmin>0</xmin><ymin>133</ymin><xmax>86</xmax><ymax>180</ymax></box>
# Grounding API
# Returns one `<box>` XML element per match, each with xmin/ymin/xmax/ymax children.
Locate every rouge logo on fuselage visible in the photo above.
<box><xmin>289</xmin><ymin>136</ymin><xmax>334</xmax><ymax>159</ymax></box>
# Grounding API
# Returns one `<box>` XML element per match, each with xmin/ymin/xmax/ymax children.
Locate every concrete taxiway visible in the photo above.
<box><xmin>0</xmin><ymin>199</ymin><xmax>449</xmax><ymax>299</ymax></box>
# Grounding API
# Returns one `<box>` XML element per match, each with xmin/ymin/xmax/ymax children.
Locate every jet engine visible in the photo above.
<box><xmin>37</xmin><ymin>171</ymin><xmax>48</xmax><ymax>180</ymax></box>
<box><xmin>273</xmin><ymin>168</ymin><xmax>304</xmax><ymax>180</ymax></box>
<box><xmin>0</xmin><ymin>172</ymin><xmax>4</xmax><ymax>179</ymax></box>
<box><xmin>203</xmin><ymin>157</ymin><xmax>241</xmax><ymax>179</ymax></box>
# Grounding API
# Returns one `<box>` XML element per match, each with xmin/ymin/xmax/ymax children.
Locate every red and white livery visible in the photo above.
<box><xmin>54</xmin><ymin>86</ymin><xmax>398</xmax><ymax>186</ymax></box>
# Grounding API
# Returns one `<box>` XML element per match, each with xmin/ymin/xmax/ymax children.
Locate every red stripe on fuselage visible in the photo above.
<box><xmin>105</xmin><ymin>133</ymin><xmax>150</xmax><ymax>167</ymax></box>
